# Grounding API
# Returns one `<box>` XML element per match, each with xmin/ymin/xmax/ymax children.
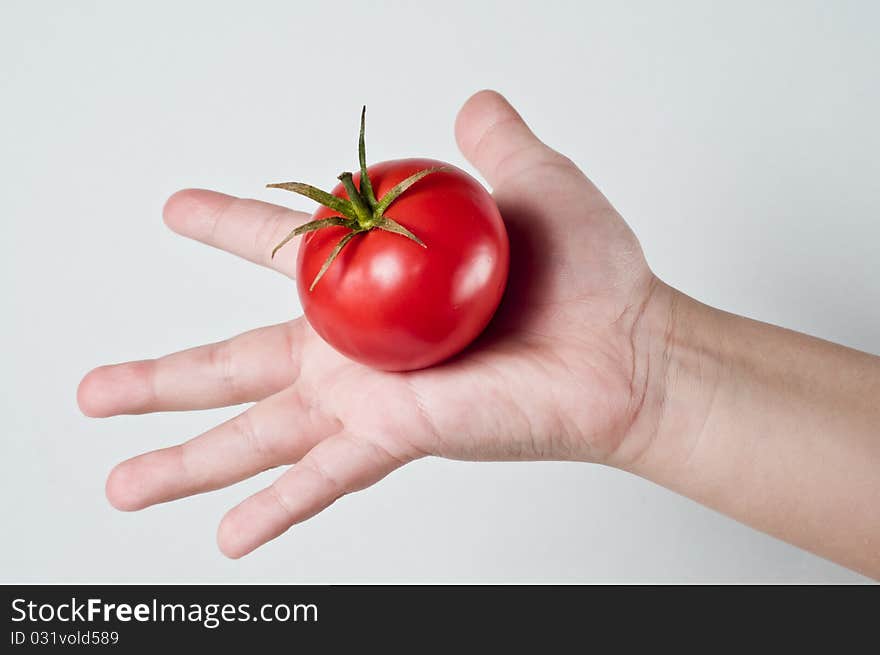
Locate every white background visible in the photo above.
<box><xmin>1</xmin><ymin>1</ymin><xmax>877</xmax><ymax>582</ymax></box>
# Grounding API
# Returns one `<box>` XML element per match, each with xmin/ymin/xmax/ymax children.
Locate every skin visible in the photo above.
<box><xmin>77</xmin><ymin>90</ymin><xmax>880</xmax><ymax>577</ymax></box>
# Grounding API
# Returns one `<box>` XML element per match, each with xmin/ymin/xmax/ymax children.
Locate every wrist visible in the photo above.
<box><xmin>608</xmin><ymin>282</ymin><xmax>726</xmax><ymax>478</ymax></box>
<box><xmin>604</xmin><ymin>279</ymin><xmax>880</xmax><ymax>578</ymax></box>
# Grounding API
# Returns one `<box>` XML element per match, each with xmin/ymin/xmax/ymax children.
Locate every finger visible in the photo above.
<box><xmin>105</xmin><ymin>386</ymin><xmax>341</xmax><ymax>511</ymax></box>
<box><xmin>454</xmin><ymin>89</ymin><xmax>573</xmax><ymax>190</ymax></box>
<box><xmin>217</xmin><ymin>431</ymin><xmax>415</xmax><ymax>558</ymax></box>
<box><xmin>162</xmin><ymin>188</ymin><xmax>309</xmax><ymax>277</ymax></box>
<box><xmin>77</xmin><ymin>320</ymin><xmax>308</xmax><ymax>417</ymax></box>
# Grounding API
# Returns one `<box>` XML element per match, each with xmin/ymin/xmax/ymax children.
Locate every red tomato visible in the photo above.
<box><xmin>296</xmin><ymin>158</ymin><xmax>509</xmax><ymax>371</ymax></box>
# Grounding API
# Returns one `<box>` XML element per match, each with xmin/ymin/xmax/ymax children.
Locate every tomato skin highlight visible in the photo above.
<box><xmin>296</xmin><ymin>158</ymin><xmax>509</xmax><ymax>371</ymax></box>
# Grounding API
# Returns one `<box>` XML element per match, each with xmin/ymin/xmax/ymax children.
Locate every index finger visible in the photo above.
<box><xmin>163</xmin><ymin>188</ymin><xmax>309</xmax><ymax>278</ymax></box>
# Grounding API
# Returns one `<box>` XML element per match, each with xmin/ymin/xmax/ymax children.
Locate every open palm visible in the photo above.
<box><xmin>78</xmin><ymin>91</ymin><xmax>666</xmax><ymax>558</ymax></box>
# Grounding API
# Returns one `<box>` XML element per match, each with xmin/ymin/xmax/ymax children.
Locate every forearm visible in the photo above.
<box><xmin>625</xmin><ymin>285</ymin><xmax>880</xmax><ymax>578</ymax></box>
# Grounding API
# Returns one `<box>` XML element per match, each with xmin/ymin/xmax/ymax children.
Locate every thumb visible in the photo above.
<box><xmin>454</xmin><ymin>90</ymin><xmax>573</xmax><ymax>191</ymax></box>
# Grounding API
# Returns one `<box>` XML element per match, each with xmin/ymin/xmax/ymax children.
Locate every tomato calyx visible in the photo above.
<box><xmin>267</xmin><ymin>107</ymin><xmax>445</xmax><ymax>291</ymax></box>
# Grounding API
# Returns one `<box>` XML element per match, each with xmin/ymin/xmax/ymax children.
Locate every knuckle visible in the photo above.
<box><xmin>346</xmin><ymin>432</ymin><xmax>413</xmax><ymax>469</ymax></box>
<box><xmin>297</xmin><ymin>455</ymin><xmax>344</xmax><ymax>497</ymax></box>
<box><xmin>231</xmin><ymin>410</ymin><xmax>269</xmax><ymax>461</ymax></box>
<box><xmin>255</xmin><ymin>208</ymin><xmax>293</xmax><ymax>265</ymax></box>
<box><xmin>209</xmin><ymin>339</ymin><xmax>238</xmax><ymax>398</ymax></box>
<box><xmin>493</xmin><ymin>144</ymin><xmax>571</xmax><ymax>185</ymax></box>
<box><xmin>266</xmin><ymin>483</ymin><xmax>297</xmax><ymax>522</ymax></box>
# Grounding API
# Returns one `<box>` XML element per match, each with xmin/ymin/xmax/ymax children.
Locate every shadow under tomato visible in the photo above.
<box><xmin>422</xmin><ymin>194</ymin><xmax>558</xmax><ymax>370</ymax></box>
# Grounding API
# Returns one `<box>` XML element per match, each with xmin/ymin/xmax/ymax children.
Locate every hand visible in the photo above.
<box><xmin>77</xmin><ymin>90</ymin><xmax>672</xmax><ymax>558</ymax></box>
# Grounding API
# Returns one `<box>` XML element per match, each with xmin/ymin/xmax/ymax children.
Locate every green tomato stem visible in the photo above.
<box><xmin>358</xmin><ymin>106</ymin><xmax>379</xmax><ymax>209</ymax></box>
<box><xmin>266</xmin><ymin>107</ymin><xmax>443</xmax><ymax>290</ymax></box>
<box><xmin>338</xmin><ymin>172</ymin><xmax>374</xmax><ymax>227</ymax></box>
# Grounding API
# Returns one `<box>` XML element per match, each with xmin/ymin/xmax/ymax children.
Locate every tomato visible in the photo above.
<box><xmin>267</xmin><ymin>108</ymin><xmax>510</xmax><ymax>371</ymax></box>
<box><xmin>293</xmin><ymin>158</ymin><xmax>508</xmax><ymax>371</ymax></box>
